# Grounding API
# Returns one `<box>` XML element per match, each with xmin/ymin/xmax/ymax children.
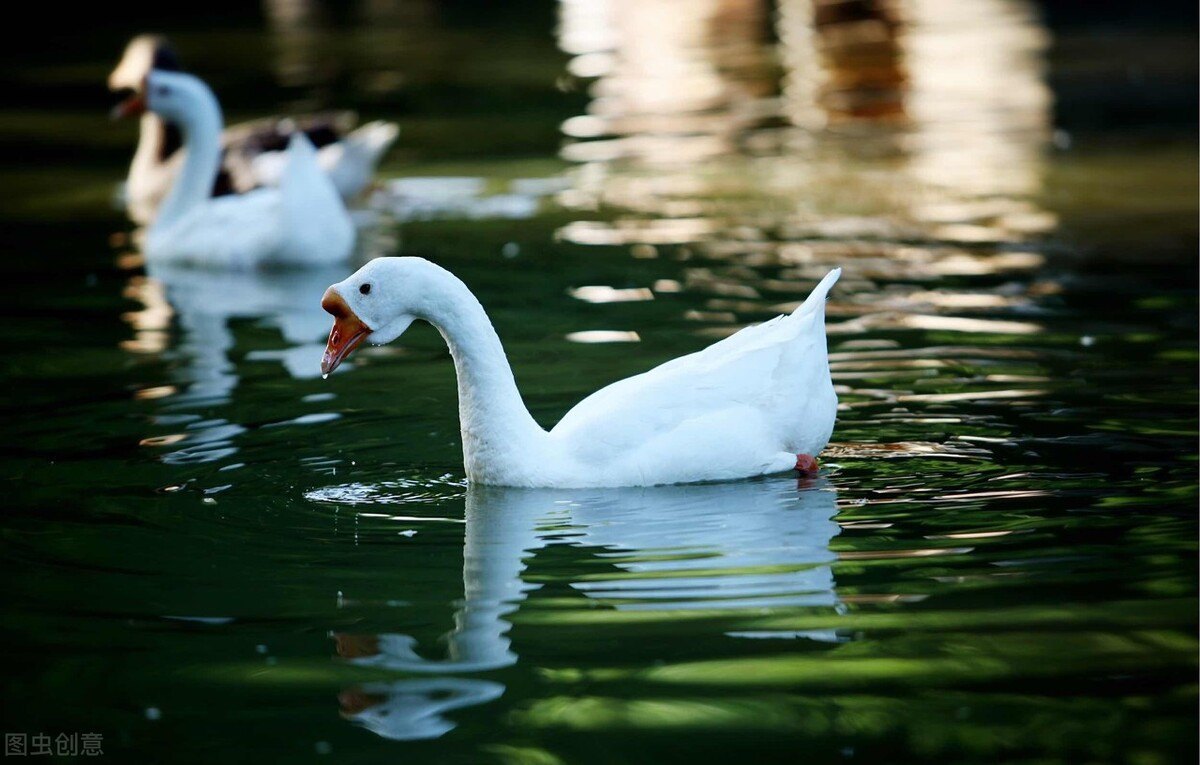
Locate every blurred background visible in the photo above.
<box><xmin>3</xmin><ymin>0</ymin><xmax>1197</xmax><ymax>254</ymax></box>
<box><xmin>0</xmin><ymin>2</ymin><xmax>1196</xmax><ymax>764</ymax></box>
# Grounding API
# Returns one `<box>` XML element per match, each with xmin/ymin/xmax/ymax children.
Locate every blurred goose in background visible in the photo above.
<box><xmin>319</xmin><ymin>258</ymin><xmax>840</xmax><ymax>487</ymax></box>
<box><xmin>110</xmin><ymin>34</ymin><xmax>399</xmax><ymax>224</ymax></box>
<box><xmin>117</xmin><ymin>69</ymin><xmax>354</xmax><ymax>268</ymax></box>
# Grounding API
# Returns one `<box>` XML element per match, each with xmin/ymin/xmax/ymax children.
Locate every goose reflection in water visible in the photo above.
<box><xmin>323</xmin><ymin>476</ymin><xmax>841</xmax><ymax>740</ymax></box>
<box><xmin>336</xmin><ymin>678</ymin><xmax>505</xmax><ymax>742</ymax></box>
<box><xmin>122</xmin><ymin>262</ymin><xmax>347</xmax><ymax>464</ymax></box>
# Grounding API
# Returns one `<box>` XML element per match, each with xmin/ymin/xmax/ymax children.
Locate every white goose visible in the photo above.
<box><xmin>110</xmin><ymin>35</ymin><xmax>399</xmax><ymax>224</ymax></box>
<box><xmin>130</xmin><ymin>69</ymin><xmax>355</xmax><ymax>268</ymax></box>
<box><xmin>319</xmin><ymin>258</ymin><xmax>840</xmax><ymax>487</ymax></box>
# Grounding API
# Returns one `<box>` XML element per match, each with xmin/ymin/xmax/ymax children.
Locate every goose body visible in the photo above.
<box><xmin>110</xmin><ymin>35</ymin><xmax>398</xmax><ymax>224</ymax></box>
<box><xmin>139</xmin><ymin>70</ymin><xmax>354</xmax><ymax>269</ymax></box>
<box><xmin>319</xmin><ymin>258</ymin><xmax>839</xmax><ymax>487</ymax></box>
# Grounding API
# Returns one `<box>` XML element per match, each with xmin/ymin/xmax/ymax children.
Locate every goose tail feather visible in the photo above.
<box><xmin>345</xmin><ymin>121</ymin><xmax>400</xmax><ymax>164</ymax></box>
<box><xmin>795</xmin><ymin>268</ymin><xmax>841</xmax><ymax>318</ymax></box>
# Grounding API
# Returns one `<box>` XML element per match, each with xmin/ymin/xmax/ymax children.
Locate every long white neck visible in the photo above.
<box><xmin>414</xmin><ymin>267</ymin><xmax>548</xmax><ymax>482</ymax></box>
<box><xmin>131</xmin><ymin>113</ymin><xmax>167</xmax><ymax>173</ymax></box>
<box><xmin>444</xmin><ymin>485</ymin><xmax>546</xmax><ymax>667</ymax></box>
<box><xmin>155</xmin><ymin>86</ymin><xmax>223</xmax><ymax>226</ymax></box>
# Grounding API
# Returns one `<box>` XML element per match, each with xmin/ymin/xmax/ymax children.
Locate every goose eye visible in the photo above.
<box><xmin>359</xmin><ymin>283</ymin><xmax>371</xmax><ymax>295</ymax></box>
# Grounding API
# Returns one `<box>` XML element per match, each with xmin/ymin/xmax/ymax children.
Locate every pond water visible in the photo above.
<box><xmin>2</xmin><ymin>2</ymin><xmax>1196</xmax><ymax>763</ymax></box>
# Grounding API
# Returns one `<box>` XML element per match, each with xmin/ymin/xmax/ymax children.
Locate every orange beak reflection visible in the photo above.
<box><xmin>321</xmin><ymin>288</ymin><xmax>371</xmax><ymax>377</ymax></box>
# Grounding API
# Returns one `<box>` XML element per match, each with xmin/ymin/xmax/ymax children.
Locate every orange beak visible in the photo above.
<box><xmin>331</xmin><ymin>632</ymin><xmax>380</xmax><ymax>659</ymax></box>
<box><xmin>321</xmin><ymin>288</ymin><xmax>371</xmax><ymax>376</ymax></box>
<box><xmin>110</xmin><ymin>93</ymin><xmax>146</xmax><ymax>120</ymax></box>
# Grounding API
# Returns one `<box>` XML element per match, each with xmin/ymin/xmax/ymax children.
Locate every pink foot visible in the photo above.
<box><xmin>795</xmin><ymin>454</ymin><xmax>819</xmax><ymax>476</ymax></box>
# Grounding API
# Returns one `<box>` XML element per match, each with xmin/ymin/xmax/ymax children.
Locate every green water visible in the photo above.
<box><xmin>2</xmin><ymin>3</ymin><xmax>1197</xmax><ymax>764</ymax></box>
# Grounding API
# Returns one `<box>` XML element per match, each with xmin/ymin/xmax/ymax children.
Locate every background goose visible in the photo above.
<box><xmin>129</xmin><ymin>69</ymin><xmax>354</xmax><ymax>268</ymax></box>
<box><xmin>319</xmin><ymin>257</ymin><xmax>840</xmax><ymax>487</ymax></box>
<box><xmin>110</xmin><ymin>34</ymin><xmax>399</xmax><ymax>224</ymax></box>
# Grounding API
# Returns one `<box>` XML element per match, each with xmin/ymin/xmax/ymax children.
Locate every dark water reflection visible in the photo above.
<box><xmin>123</xmin><ymin>261</ymin><xmax>346</xmax><ymax>463</ymax></box>
<box><xmin>322</xmin><ymin>479</ymin><xmax>839</xmax><ymax>739</ymax></box>
<box><xmin>0</xmin><ymin>1</ymin><xmax>1196</xmax><ymax>763</ymax></box>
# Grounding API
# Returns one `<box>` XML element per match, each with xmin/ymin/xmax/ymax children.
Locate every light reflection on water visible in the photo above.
<box><xmin>317</xmin><ymin>479</ymin><xmax>841</xmax><ymax>738</ymax></box>
<box><xmin>559</xmin><ymin>0</ymin><xmax>1050</xmax><ymax>193</ymax></box>
<box><xmin>549</xmin><ymin>0</ymin><xmax>1073</xmax><ymax>478</ymax></box>
<box><xmin>121</xmin><ymin>262</ymin><xmax>346</xmax><ymax>464</ymax></box>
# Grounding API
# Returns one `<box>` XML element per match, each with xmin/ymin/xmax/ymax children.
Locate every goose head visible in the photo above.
<box><xmin>112</xmin><ymin>69</ymin><xmax>221</xmax><ymax>132</ymax></box>
<box><xmin>320</xmin><ymin>258</ymin><xmax>425</xmax><ymax>375</ymax></box>
<box><xmin>109</xmin><ymin>34</ymin><xmax>180</xmax><ymax>91</ymax></box>
<box><xmin>109</xmin><ymin>35</ymin><xmax>181</xmax><ymax>119</ymax></box>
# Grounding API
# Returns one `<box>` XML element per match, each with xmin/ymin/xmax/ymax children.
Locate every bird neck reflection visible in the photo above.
<box><xmin>335</xmin><ymin>476</ymin><xmax>842</xmax><ymax>740</ymax></box>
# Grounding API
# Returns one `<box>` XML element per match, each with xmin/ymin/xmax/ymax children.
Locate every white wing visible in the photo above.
<box><xmin>147</xmin><ymin>189</ymin><xmax>284</xmax><ymax>269</ymax></box>
<box><xmin>147</xmin><ymin>136</ymin><xmax>353</xmax><ymax>269</ymax></box>
<box><xmin>550</xmin><ymin>269</ymin><xmax>840</xmax><ymax>461</ymax></box>
<box><xmin>276</xmin><ymin>135</ymin><xmax>355</xmax><ymax>265</ymax></box>
<box><xmin>246</xmin><ymin>120</ymin><xmax>398</xmax><ymax>199</ymax></box>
